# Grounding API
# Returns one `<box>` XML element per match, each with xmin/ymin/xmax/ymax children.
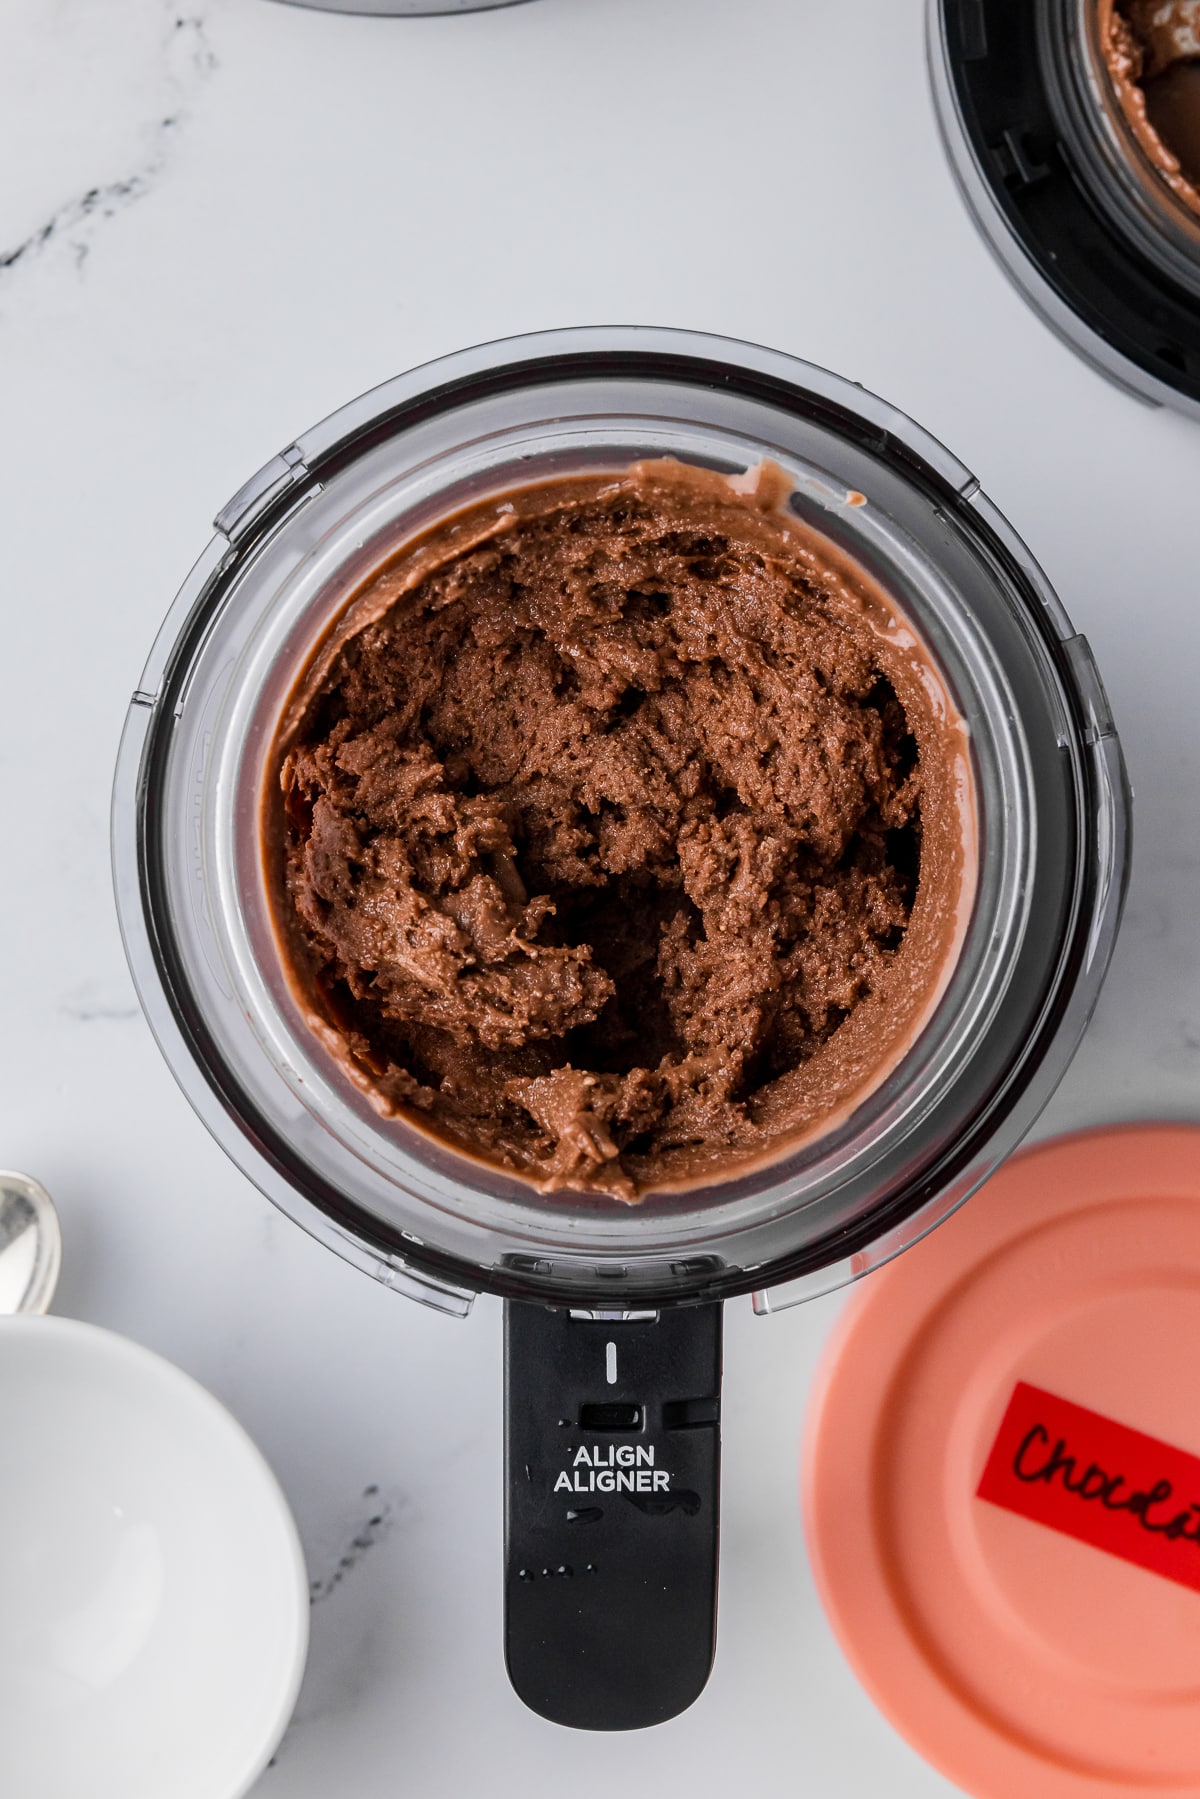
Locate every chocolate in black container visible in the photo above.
<box><xmin>930</xmin><ymin>0</ymin><xmax>1200</xmax><ymax>416</ymax></box>
<box><xmin>112</xmin><ymin>328</ymin><xmax>1129</xmax><ymax>1731</ymax></box>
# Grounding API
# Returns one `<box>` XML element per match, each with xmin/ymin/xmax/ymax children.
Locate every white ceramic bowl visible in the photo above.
<box><xmin>0</xmin><ymin>1316</ymin><xmax>309</xmax><ymax>1799</ymax></box>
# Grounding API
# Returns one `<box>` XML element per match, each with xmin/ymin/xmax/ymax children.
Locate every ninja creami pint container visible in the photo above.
<box><xmin>112</xmin><ymin>327</ymin><xmax>1129</xmax><ymax>1730</ymax></box>
<box><xmin>930</xmin><ymin>0</ymin><xmax>1200</xmax><ymax>416</ymax></box>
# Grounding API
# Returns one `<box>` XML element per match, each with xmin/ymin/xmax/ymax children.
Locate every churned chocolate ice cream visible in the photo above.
<box><xmin>1102</xmin><ymin>1</ymin><xmax>1200</xmax><ymax>218</ymax></box>
<box><xmin>264</xmin><ymin>462</ymin><xmax>972</xmax><ymax>1200</ymax></box>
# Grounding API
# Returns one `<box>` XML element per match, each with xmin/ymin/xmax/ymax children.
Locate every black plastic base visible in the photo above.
<box><xmin>504</xmin><ymin>1302</ymin><xmax>722</xmax><ymax>1730</ymax></box>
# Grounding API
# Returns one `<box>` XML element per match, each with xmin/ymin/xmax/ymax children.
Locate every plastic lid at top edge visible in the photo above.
<box><xmin>804</xmin><ymin>1124</ymin><xmax>1200</xmax><ymax>1799</ymax></box>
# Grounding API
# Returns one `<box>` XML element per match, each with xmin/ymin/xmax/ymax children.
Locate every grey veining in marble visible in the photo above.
<box><xmin>1</xmin><ymin>0</ymin><xmax>1198</xmax><ymax>1794</ymax></box>
<box><xmin>1</xmin><ymin>2</ymin><xmax>220</xmax><ymax>279</ymax></box>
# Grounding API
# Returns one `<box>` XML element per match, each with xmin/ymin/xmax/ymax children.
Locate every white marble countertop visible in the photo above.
<box><xmin>2</xmin><ymin>0</ymin><xmax>1199</xmax><ymax>1793</ymax></box>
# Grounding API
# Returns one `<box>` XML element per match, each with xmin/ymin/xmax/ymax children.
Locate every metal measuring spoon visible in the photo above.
<box><xmin>0</xmin><ymin>1173</ymin><xmax>61</xmax><ymax>1315</ymax></box>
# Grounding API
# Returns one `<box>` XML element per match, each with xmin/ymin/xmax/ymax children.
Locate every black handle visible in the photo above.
<box><xmin>504</xmin><ymin>1299</ymin><xmax>722</xmax><ymax>1730</ymax></box>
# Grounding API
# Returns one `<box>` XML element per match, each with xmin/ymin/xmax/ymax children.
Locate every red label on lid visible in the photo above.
<box><xmin>977</xmin><ymin>1382</ymin><xmax>1200</xmax><ymax>1594</ymax></box>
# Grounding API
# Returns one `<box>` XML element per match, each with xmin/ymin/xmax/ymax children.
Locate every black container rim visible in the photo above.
<box><xmin>931</xmin><ymin>0</ymin><xmax>1200</xmax><ymax>414</ymax></box>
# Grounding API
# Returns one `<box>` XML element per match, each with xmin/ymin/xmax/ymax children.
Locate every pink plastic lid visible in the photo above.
<box><xmin>804</xmin><ymin>1124</ymin><xmax>1200</xmax><ymax>1798</ymax></box>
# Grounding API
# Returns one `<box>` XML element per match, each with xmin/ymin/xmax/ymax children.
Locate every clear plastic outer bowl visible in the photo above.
<box><xmin>270</xmin><ymin>0</ymin><xmax>532</xmax><ymax>13</ymax></box>
<box><xmin>111</xmin><ymin>327</ymin><xmax>1130</xmax><ymax>1318</ymax></box>
<box><xmin>928</xmin><ymin>0</ymin><xmax>1200</xmax><ymax>417</ymax></box>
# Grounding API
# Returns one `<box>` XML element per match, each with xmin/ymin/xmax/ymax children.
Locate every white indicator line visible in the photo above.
<box><xmin>605</xmin><ymin>1340</ymin><xmax>617</xmax><ymax>1386</ymax></box>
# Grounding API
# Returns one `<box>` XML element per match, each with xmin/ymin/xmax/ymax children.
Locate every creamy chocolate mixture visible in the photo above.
<box><xmin>265</xmin><ymin>462</ymin><xmax>971</xmax><ymax>1200</ymax></box>
<box><xmin>1102</xmin><ymin>1</ymin><xmax>1200</xmax><ymax>218</ymax></box>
